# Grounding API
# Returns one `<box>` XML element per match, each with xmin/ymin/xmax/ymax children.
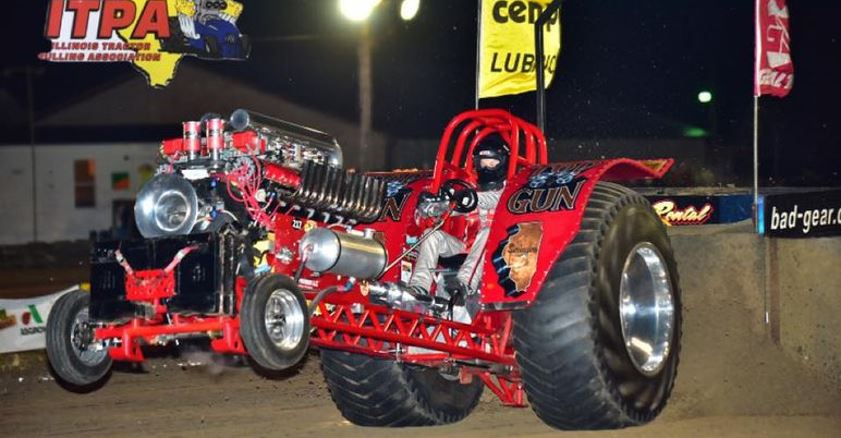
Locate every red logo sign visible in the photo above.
<box><xmin>755</xmin><ymin>0</ymin><xmax>793</xmax><ymax>97</ymax></box>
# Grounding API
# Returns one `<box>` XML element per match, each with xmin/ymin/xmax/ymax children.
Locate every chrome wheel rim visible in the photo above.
<box><xmin>619</xmin><ymin>242</ymin><xmax>675</xmax><ymax>377</ymax></box>
<box><xmin>70</xmin><ymin>308</ymin><xmax>107</xmax><ymax>366</ymax></box>
<box><xmin>264</xmin><ymin>289</ymin><xmax>305</xmax><ymax>351</ymax></box>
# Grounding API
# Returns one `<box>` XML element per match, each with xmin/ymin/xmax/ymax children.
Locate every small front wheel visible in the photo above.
<box><xmin>239</xmin><ymin>274</ymin><xmax>309</xmax><ymax>371</ymax></box>
<box><xmin>46</xmin><ymin>290</ymin><xmax>112</xmax><ymax>391</ymax></box>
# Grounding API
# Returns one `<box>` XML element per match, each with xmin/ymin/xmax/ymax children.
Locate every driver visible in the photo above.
<box><xmin>408</xmin><ymin>135</ymin><xmax>510</xmax><ymax>298</ymax></box>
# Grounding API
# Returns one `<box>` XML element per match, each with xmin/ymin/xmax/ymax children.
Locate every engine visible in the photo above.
<box><xmin>134</xmin><ymin>109</ymin><xmax>385</xmax><ymax>240</ymax></box>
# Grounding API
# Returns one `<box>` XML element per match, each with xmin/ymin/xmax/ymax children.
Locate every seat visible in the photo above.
<box><xmin>438</xmin><ymin>253</ymin><xmax>467</xmax><ymax>271</ymax></box>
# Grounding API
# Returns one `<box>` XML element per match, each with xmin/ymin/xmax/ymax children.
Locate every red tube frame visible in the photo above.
<box><xmin>310</xmin><ymin>301</ymin><xmax>525</xmax><ymax>406</ymax></box>
<box><xmin>431</xmin><ymin>109</ymin><xmax>548</xmax><ymax>193</ymax></box>
<box><xmin>95</xmin><ymin>315</ymin><xmax>246</xmax><ymax>362</ymax></box>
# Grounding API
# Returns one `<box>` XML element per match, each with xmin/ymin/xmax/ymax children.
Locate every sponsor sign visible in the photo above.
<box><xmin>759</xmin><ymin>189</ymin><xmax>841</xmax><ymax>238</ymax></box>
<box><xmin>479</xmin><ymin>0</ymin><xmax>561</xmax><ymax>98</ymax></box>
<box><xmin>40</xmin><ymin>0</ymin><xmax>250</xmax><ymax>88</ymax></box>
<box><xmin>651</xmin><ymin>199</ymin><xmax>713</xmax><ymax>226</ymax></box>
<box><xmin>646</xmin><ymin>194</ymin><xmax>753</xmax><ymax>226</ymax></box>
<box><xmin>0</xmin><ymin>287</ymin><xmax>77</xmax><ymax>354</ymax></box>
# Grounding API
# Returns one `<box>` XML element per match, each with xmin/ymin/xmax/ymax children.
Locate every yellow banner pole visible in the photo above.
<box><xmin>535</xmin><ymin>0</ymin><xmax>564</xmax><ymax>132</ymax></box>
<box><xmin>474</xmin><ymin>0</ymin><xmax>482</xmax><ymax>109</ymax></box>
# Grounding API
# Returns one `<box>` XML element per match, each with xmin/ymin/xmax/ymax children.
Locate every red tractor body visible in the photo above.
<box><xmin>47</xmin><ymin>109</ymin><xmax>681</xmax><ymax>430</ymax></box>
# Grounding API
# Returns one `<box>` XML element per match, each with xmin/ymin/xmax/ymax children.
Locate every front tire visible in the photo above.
<box><xmin>240</xmin><ymin>274</ymin><xmax>309</xmax><ymax>371</ymax></box>
<box><xmin>514</xmin><ymin>182</ymin><xmax>681</xmax><ymax>429</ymax></box>
<box><xmin>46</xmin><ymin>290</ymin><xmax>112</xmax><ymax>391</ymax></box>
<box><xmin>321</xmin><ymin>349</ymin><xmax>484</xmax><ymax>426</ymax></box>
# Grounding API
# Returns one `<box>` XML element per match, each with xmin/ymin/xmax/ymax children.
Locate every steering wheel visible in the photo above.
<box><xmin>440</xmin><ymin>179</ymin><xmax>478</xmax><ymax>213</ymax></box>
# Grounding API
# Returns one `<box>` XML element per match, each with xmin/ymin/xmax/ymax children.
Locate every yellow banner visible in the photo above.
<box><xmin>479</xmin><ymin>0</ymin><xmax>562</xmax><ymax>99</ymax></box>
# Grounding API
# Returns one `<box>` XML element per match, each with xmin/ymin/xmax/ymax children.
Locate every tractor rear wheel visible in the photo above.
<box><xmin>513</xmin><ymin>182</ymin><xmax>681</xmax><ymax>429</ymax></box>
<box><xmin>320</xmin><ymin>348</ymin><xmax>484</xmax><ymax>426</ymax></box>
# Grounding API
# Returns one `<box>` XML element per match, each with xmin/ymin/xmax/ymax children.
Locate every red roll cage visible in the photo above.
<box><xmin>430</xmin><ymin>109</ymin><xmax>548</xmax><ymax>193</ymax></box>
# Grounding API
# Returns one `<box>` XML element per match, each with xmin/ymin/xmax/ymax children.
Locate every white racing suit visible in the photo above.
<box><xmin>408</xmin><ymin>187</ymin><xmax>503</xmax><ymax>294</ymax></box>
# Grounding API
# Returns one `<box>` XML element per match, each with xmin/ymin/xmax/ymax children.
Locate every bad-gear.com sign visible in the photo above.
<box><xmin>761</xmin><ymin>189</ymin><xmax>841</xmax><ymax>238</ymax></box>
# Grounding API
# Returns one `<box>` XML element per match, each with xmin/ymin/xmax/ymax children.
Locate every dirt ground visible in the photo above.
<box><xmin>1</xmin><ymin>232</ymin><xmax>840</xmax><ymax>437</ymax></box>
<box><xmin>0</xmin><ymin>351</ymin><xmax>839</xmax><ymax>438</ymax></box>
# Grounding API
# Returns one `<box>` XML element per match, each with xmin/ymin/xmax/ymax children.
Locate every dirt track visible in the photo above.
<box><xmin>2</xmin><ymin>230</ymin><xmax>840</xmax><ymax>437</ymax></box>
<box><xmin>1</xmin><ymin>347</ymin><xmax>839</xmax><ymax>438</ymax></box>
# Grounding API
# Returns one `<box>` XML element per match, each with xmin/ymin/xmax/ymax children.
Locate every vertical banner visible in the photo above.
<box><xmin>755</xmin><ymin>0</ymin><xmax>793</xmax><ymax>97</ymax></box>
<box><xmin>479</xmin><ymin>0</ymin><xmax>561</xmax><ymax>99</ymax></box>
<box><xmin>0</xmin><ymin>287</ymin><xmax>77</xmax><ymax>354</ymax></box>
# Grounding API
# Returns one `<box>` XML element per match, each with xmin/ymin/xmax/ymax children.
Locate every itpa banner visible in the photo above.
<box><xmin>755</xmin><ymin>0</ymin><xmax>793</xmax><ymax>97</ymax></box>
<box><xmin>0</xmin><ymin>287</ymin><xmax>77</xmax><ymax>354</ymax></box>
<box><xmin>39</xmin><ymin>0</ymin><xmax>250</xmax><ymax>88</ymax></box>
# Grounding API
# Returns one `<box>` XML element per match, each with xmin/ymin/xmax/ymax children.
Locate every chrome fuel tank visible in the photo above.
<box><xmin>300</xmin><ymin>228</ymin><xmax>386</xmax><ymax>280</ymax></box>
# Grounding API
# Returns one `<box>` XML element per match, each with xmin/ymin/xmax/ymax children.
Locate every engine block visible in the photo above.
<box><xmin>138</xmin><ymin>109</ymin><xmax>385</xmax><ymax>243</ymax></box>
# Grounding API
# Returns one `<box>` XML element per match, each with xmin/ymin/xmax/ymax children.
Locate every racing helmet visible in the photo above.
<box><xmin>472</xmin><ymin>134</ymin><xmax>510</xmax><ymax>191</ymax></box>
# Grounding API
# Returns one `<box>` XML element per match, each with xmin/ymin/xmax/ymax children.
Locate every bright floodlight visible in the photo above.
<box><xmin>400</xmin><ymin>0</ymin><xmax>420</xmax><ymax>21</ymax></box>
<box><xmin>339</xmin><ymin>0</ymin><xmax>382</xmax><ymax>22</ymax></box>
<box><xmin>697</xmin><ymin>91</ymin><xmax>713</xmax><ymax>104</ymax></box>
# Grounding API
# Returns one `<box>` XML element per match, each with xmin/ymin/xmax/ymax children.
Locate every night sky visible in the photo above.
<box><xmin>3</xmin><ymin>1</ymin><xmax>840</xmax><ymax>186</ymax></box>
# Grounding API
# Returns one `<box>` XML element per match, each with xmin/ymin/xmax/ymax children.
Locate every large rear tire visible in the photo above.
<box><xmin>514</xmin><ymin>182</ymin><xmax>681</xmax><ymax>430</ymax></box>
<box><xmin>240</xmin><ymin>274</ymin><xmax>309</xmax><ymax>371</ymax></box>
<box><xmin>321</xmin><ymin>348</ymin><xmax>484</xmax><ymax>427</ymax></box>
<box><xmin>46</xmin><ymin>290</ymin><xmax>112</xmax><ymax>391</ymax></box>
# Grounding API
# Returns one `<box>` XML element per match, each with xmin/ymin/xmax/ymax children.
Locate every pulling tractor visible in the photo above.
<box><xmin>47</xmin><ymin>108</ymin><xmax>680</xmax><ymax>430</ymax></box>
